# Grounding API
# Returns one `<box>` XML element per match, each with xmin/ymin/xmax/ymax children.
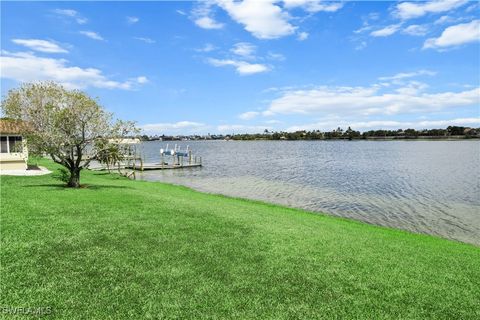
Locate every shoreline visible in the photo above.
<box><xmin>143</xmin><ymin>136</ymin><xmax>480</xmax><ymax>142</ymax></box>
<box><xmin>136</xmin><ymin>175</ymin><xmax>480</xmax><ymax>247</ymax></box>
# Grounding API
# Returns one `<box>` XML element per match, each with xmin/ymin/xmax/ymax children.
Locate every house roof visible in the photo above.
<box><xmin>0</xmin><ymin>119</ymin><xmax>30</xmax><ymax>134</ymax></box>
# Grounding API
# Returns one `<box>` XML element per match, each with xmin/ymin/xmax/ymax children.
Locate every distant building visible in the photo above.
<box><xmin>0</xmin><ymin>119</ymin><xmax>29</xmax><ymax>170</ymax></box>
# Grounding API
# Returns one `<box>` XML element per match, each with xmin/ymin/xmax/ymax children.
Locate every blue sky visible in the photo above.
<box><xmin>1</xmin><ymin>0</ymin><xmax>479</xmax><ymax>134</ymax></box>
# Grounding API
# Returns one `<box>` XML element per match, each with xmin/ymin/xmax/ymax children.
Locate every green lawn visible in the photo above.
<box><xmin>1</xmin><ymin>160</ymin><xmax>479</xmax><ymax>319</ymax></box>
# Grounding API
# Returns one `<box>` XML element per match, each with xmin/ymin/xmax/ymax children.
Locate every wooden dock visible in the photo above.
<box><xmin>126</xmin><ymin>163</ymin><xmax>202</xmax><ymax>170</ymax></box>
<box><xmin>88</xmin><ymin>145</ymin><xmax>202</xmax><ymax>173</ymax></box>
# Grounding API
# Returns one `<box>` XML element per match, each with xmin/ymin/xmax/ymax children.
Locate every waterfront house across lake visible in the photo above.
<box><xmin>0</xmin><ymin>119</ymin><xmax>29</xmax><ymax>171</ymax></box>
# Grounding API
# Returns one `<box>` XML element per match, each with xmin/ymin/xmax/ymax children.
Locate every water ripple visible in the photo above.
<box><xmin>138</xmin><ymin>140</ymin><xmax>480</xmax><ymax>246</ymax></box>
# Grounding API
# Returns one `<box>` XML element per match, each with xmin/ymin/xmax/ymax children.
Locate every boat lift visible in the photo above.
<box><xmin>158</xmin><ymin>144</ymin><xmax>202</xmax><ymax>169</ymax></box>
<box><xmin>125</xmin><ymin>143</ymin><xmax>202</xmax><ymax>171</ymax></box>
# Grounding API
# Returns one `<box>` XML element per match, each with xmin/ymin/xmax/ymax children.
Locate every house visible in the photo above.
<box><xmin>0</xmin><ymin>119</ymin><xmax>29</xmax><ymax>171</ymax></box>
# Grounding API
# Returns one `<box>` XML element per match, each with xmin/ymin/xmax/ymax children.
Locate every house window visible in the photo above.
<box><xmin>9</xmin><ymin>136</ymin><xmax>23</xmax><ymax>153</ymax></box>
<box><xmin>0</xmin><ymin>137</ymin><xmax>7</xmax><ymax>153</ymax></box>
<box><xmin>0</xmin><ymin>136</ymin><xmax>23</xmax><ymax>153</ymax></box>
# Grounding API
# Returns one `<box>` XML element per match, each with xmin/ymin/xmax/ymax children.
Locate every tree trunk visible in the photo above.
<box><xmin>67</xmin><ymin>168</ymin><xmax>81</xmax><ymax>188</ymax></box>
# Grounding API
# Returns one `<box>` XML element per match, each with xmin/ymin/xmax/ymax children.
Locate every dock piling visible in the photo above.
<box><xmin>150</xmin><ymin>144</ymin><xmax>202</xmax><ymax>170</ymax></box>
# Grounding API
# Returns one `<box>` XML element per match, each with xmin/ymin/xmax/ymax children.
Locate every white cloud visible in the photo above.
<box><xmin>53</xmin><ymin>9</ymin><xmax>77</xmax><ymax>17</ymax></box>
<box><xmin>370</xmin><ymin>24</ymin><xmax>402</xmax><ymax>37</ymax></box>
<box><xmin>264</xmin><ymin>119</ymin><xmax>282</xmax><ymax>124</ymax></box>
<box><xmin>142</xmin><ymin>121</ymin><xmax>206</xmax><ymax>133</ymax></box>
<box><xmin>11</xmin><ymin>39</ymin><xmax>68</xmax><ymax>53</ymax></box>
<box><xmin>433</xmin><ymin>16</ymin><xmax>473</xmax><ymax>26</ymax></box>
<box><xmin>192</xmin><ymin>1</ymin><xmax>343</xmax><ymax>39</ymax></box>
<box><xmin>267</xmin><ymin>52</ymin><xmax>286</xmax><ymax>61</ymax></box>
<box><xmin>52</xmin><ymin>8</ymin><xmax>87</xmax><ymax>24</ymax></box>
<box><xmin>403</xmin><ymin>24</ymin><xmax>429</xmax><ymax>36</ymax></box>
<box><xmin>354</xmin><ymin>25</ymin><xmax>374</xmax><ymax>34</ymax></box>
<box><xmin>283</xmin><ymin>0</ymin><xmax>344</xmax><ymax>13</ymax></box>
<box><xmin>395</xmin><ymin>0</ymin><xmax>468</xmax><ymax>20</ymax></box>
<box><xmin>176</xmin><ymin>10</ymin><xmax>186</xmax><ymax>16</ymax></box>
<box><xmin>127</xmin><ymin>16</ymin><xmax>139</xmax><ymax>24</ymax></box>
<box><xmin>287</xmin><ymin>118</ymin><xmax>480</xmax><ymax>132</ymax></box>
<box><xmin>466</xmin><ymin>2</ymin><xmax>480</xmax><ymax>13</ymax></box>
<box><xmin>434</xmin><ymin>15</ymin><xmax>455</xmax><ymax>25</ymax></box>
<box><xmin>207</xmin><ymin>58</ymin><xmax>269</xmax><ymax>75</ymax></box>
<box><xmin>195</xmin><ymin>43</ymin><xmax>216</xmax><ymax>52</ymax></box>
<box><xmin>394</xmin><ymin>81</ymin><xmax>429</xmax><ymax>95</ymax></box>
<box><xmin>379</xmin><ymin>70</ymin><xmax>436</xmax><ymax>81</ymax></box>
<box><xmin>367</xmin><ymin>12</ymin><xmax>380</xmax><ymax>21</ymax></box>
<box><xmin>79</xmin><ymin>31</ymin><xmax>104</xmax><ymax>41</ymax></box>
<box><xmin>197</xmin><ymin>44</ymin><xmax>217</xmax><ymax>53</ymax></box>
<box><xmin>76</xmin><ymin>18</ymin><xmax>88</xmax><ymax>25</ymax></box>
<box><xmin>0</xmin><ymin>51</ymin><xmax>146</xmax><ymax>90</ymax></box>
<box><xmin>136</xmin><ymin>76</ymin><xmax>148</xmax><ymax>84</ymax></box>
<box><xmin>355</xmin><ymin>41</ymin><xmax>367</xmax><ymax>51</ymax></box>
<box><xmin>134</xmin><ymin>37</ymin><xmax>156</xmax><ymax>44</ymax></box>
<box><xmin>423</xmin><ymin>20</ymin><xmax>480</xmax><ymax>50</ymax></box>
<box><xmin>238</xmin><ymin>111</ymin><xmax>260</xmax><ymax>120</ymax></box>
<box><xmin>297</xmin><ymin>31</ymin><xmax>309</xmax><ymax>41</ymax></box>
<box><xmin>216</xmin><ymin>0</ymin><xmax>296</xmax><ymax>39</ymax></box>
<box><xmin>206</xmin><ymin>42</ymin><xmax>283</xmax><ymax>74</ymax></box>
<box><xmin>194</xmin><ymin>16</ymin><xmax>225</xmax><ymax>29</ymax></box>
<box><xmin>191</xmin><ymin>2</ymin><xmax>225</xmax><ymax>30</ymax></box>
<box><xmin>217</xmin><ymin>124</ymin><xmax>272</xmax><ymax>133</ymax></box>
<box><xmin>265</xmin><ymin>85</ymin><xmax>479</xmax><ymax>117</ymax></box>
<box><xmin>231</xmin><ymin>42</ymin><xmax>256</xmax><ymax>58</ymax></box>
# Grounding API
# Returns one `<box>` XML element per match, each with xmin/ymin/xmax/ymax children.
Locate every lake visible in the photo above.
<box><xmin>137</xmin><ymin>140</ymin><xmax>480</xmax><ymax>246</ymax></box>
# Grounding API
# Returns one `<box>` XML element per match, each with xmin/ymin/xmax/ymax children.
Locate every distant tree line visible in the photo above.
<box><xmin>140</xmin><ymin>126</ymin><xmax>479</xmax><ymax>141</ymax></box>
<box><xmin>230</xmin><ymin>126</ymin><xmax>479</xmax><ymax>141</ymax></box>
<box><xmin>141</xmin><ymin>126</ymin><xmax>480</xmax><ymax>141</ymax></box>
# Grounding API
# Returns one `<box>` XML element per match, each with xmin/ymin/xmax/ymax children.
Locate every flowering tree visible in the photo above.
<box><xmin>1</xmin><ymin>82</ymin><xmax>138</xmax><ymax>187</ymax></box>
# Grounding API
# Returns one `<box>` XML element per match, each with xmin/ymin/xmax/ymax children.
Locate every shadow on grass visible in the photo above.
<box><xmin>23</xmin><ymin>184</ymin><xmax>132</xmax><ymax>190</ymax></box>
<box><xmin>92</xmin><ymin>172</ymin><xmax>113</xmax><ymax>176</ymax></box>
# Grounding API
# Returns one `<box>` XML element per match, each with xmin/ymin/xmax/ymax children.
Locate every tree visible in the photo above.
<box><xmin>1</xmin><ymin>82</ymin><xmax>137</xmax><ymax>188</ymax></box>
<box><xmin>447</xmin><ymin>126</ymin><xmax>466</xmax><ymax>136</ymax></box>
<box><xmin>95</xmin><ymin>139</ymin><xmax>122</xmax><ymax>173</ymax></box>
<box><xmin>94</xmin><ymin>123</ymin><xmax>139</xmax><ymax>176</ymax></box>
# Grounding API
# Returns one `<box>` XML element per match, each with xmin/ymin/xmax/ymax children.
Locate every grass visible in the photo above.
<box><xmin>1</xmin><ymin>159</ymin><xmax>479</xmax><ymax>319</ymax></box>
